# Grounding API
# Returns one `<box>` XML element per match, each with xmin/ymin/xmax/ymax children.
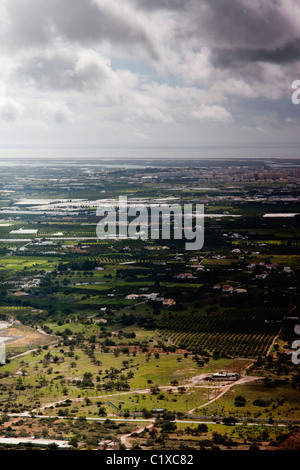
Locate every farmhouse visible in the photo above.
<box><xmin>126</xmin><ymin>294</ymin><xmax>140</xmax><ymax>300</ymax></box>
<box><xmin>247</xmin><ymin>262</ymin><xmax>257</xmax><ymax>269</ymax></box>
<box><xmin>211</xmin><ymin>372</ymin><xmax>240</xmax><ymax>381</ymax></box>
<box><xmin>14</xmin><ymin>291</ymin><xmax>28</xmax><ymax>297</ymax></box>
<box><xmin>222</xmin><ymin>284</ymin><xmax>234</xmax><ymax>293</ymax></box>
<box><xmin>162</xmin><ymin>298</ymin><xmax>176</xmax><ymax>307</ymax></box>
<box><xmin>98</xmin><ymin>440</ymin><xmax>118</xmax><ymax>450</ymax></box>
<box><xmin>94</xmin><ymin>318</ymin><xmax>108</xmax><ymax>324</ymax></box>
<box><xmin>174</xmin><ymin>273</ymin><xmax>197</xmax><ymax>279</ymax></box>
<box><xmin>151</xmin><ymin>408</ymin><xmax>165</xmax><ymax>415</ymax></box>
<box><xmin>141</xmin><ymin>293</ymin><xmax>160</xmax><ymax>300</ymax></box>
<box><xmin>265</xmin><ymin>263</ymin><xmax>279</xmax><ymax>270</ymax></box>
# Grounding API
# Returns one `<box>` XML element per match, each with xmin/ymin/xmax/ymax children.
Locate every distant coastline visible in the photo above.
<box><xmin>0</xmin><ymin>144</ymin><xmax>299</xmax><ymax>162</ymax></box>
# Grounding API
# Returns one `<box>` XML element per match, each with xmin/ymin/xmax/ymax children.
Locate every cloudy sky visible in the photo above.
<box><xmin>0</xmin><ymin>0</ymin><xmax>300</xmax><ymax>150</ymax></box>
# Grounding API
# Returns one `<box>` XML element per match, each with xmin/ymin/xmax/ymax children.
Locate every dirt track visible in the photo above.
<box><xmin>120</xmin><ymin>423</ymin><xmax>154</xmax><ymax>449</ymax></box>
<box><xmin>186</xmin><ymin>375</ymin><xmax>261</xmax><ymax>414</ymax></box>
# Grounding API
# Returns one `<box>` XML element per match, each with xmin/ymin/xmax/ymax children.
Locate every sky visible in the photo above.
<box><xmin>0</xmin><ymin>0</ymin><xmax>300</xmax><ymax>151</ymax></box>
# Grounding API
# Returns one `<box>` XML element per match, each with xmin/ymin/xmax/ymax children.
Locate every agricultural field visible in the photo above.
<box><xmin>157</xmin><ymin>306</ymin><xmax>289</xmax><ymax>357</ymax></box>
<box><xmin>198</xmin><ymin>381</ymin><xmax>300</xmax><ymax>421</ymax></box>
<box><xmin>0</xmin><ymin>158</ymin><xmax>299</xmax><ymax>450</ymax></box>
<box><xmin>121</xmin><ymin>421</ymin><xmax>298</xmax><ymax>451</ymax></box>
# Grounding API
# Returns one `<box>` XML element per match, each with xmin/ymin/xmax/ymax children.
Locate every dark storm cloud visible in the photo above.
<box><xmin>184</xmin><ymin>0</ymin><xmax>299</xmax><ymax>50</ymax></box>
<box><xmin>211</xmin><ymin>39</ymin><xmax>300</xmax><ymax>69</ymax></box>
<box><xmin>1</xmin><ymin>0</ymin><xmax>299</xmax><ymax>145</ymax></box>
<box><xmin>4</xmin><ymin>0</ymin><xmax>159</xmax><ymax>59</ymax></box>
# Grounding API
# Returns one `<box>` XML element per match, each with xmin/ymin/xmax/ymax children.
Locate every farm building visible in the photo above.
<box><xmin>211</xmin><ymin>372</ymin><xmax>240</xmax><ymax>381</ymax></box>
<box><xmin>126</xmin><ymin>294</ymin><xmax>140</xmax><ymax>300</ymax></box>
<box><xmin>222</xmin><ymin>284</ymin><xmax>234</xmax><ymax>293</ymax></box>
<box><xmin>94</xmin><ymin>318</ymin><xmax>108</xmax><ymax>324</ymax></box>
<box><xmin>151</xmin><ymin>408</ymin><xmax>165</xmax><ymax>415</ymax></box>
<box><xmin>162</xmin><ymin>298</ymin><xmax>176</xmax><ymax>307</ymax></box>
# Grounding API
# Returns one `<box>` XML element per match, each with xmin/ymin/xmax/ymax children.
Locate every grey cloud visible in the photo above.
<box><xmin>184</xmin><ymin>0</ymin><xmax>300</xmax><ymax>51</ymax></box>
<box><xmin>42</xmin><ymin>101</ymin><xmax>73</xmax><ymax>123</ymax></box>
<box><xmin>16</xmin><ymin>53</ymin><xmax>100</xmax><ymax>91</ymax></box>
<box><xmin>211</xmin><ymin>39</ymin><xmax>300</xmax><ymax>69</ymax></box>
<box><xmin>130</xmin><ymin>0</ymin><xmax>190</xmax><ymax>11</ymax></box>
<box><xmin>17</xmin><ymin>51</ymin><xmax>110</xmax><ymax>91</ymax></box>
<box><xmin>0</xmin><ymin>97</ymin><xmax>23</xmax><ymax>121</ymax></box>
<box><xmin>0</xmin><ymin>0</ymin><xmax>298</xmax><ymax>144</ymax></box>
<box><xmin>18</xmin><ymin>53</ymin><xmax>79</xmax><ymax>91</ymax></box>
<box><xmin>4</xmin><ymin>0</ymin><xmax>159</xmax><ymax>59</ymax></box>
<box><xmin>165</xmin><ymin>0</ymin><xmax>300</xmax><ymax>87</ymax></box>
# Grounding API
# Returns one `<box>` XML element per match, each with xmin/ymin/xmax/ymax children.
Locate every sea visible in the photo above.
<box><xmin>0</xmin><ymin>144</ymin><xmax>299</xmax><ymax>168</ymax></box>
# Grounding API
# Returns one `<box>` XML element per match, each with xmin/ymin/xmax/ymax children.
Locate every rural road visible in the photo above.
<box><xmin>186</xmin><ymin>375</ymin><xmax>260</xmax><ymax>414</ymax></box>
<box><xmin>120</xmin><ymin>422</ymin><xmax>154</xmax><ymax>449</ymax></box>
<box><xmin>31</xmin><ymin>373</ymin><xmax>259</xmax><ymax>415</ymax></box>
